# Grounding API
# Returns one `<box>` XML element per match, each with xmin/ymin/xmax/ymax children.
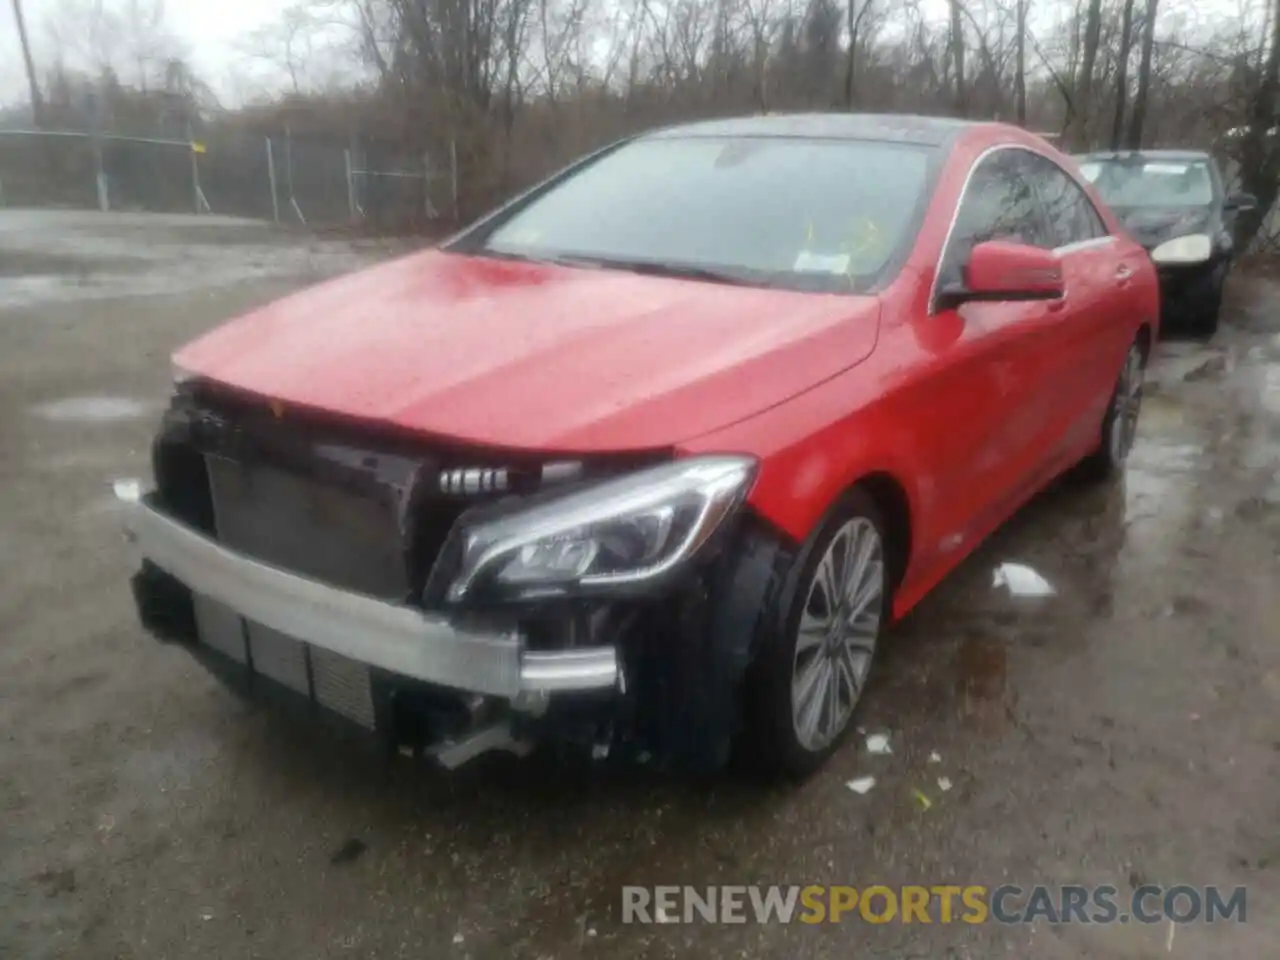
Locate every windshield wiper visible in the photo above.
<box><xmin>542</xmin><ymin>253</ymin><xmax>768</xmax><ymax>287</ymax></box>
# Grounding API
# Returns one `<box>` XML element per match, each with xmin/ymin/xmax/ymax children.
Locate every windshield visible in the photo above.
<box><xmin>471</xmin><ymin>135</ymin><xmax>935</xmax><ymax>293</ymax></box>
<box><xmin>1077</xmin><ymin>157</ymin><xmax>1215</xmax><ymax>208</ymax></box>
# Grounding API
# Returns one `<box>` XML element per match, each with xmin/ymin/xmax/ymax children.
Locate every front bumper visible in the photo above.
<box><xmin>114</xmin><ymin>479</ymin><xmax>620</xmax><ymax>699</ymax></box>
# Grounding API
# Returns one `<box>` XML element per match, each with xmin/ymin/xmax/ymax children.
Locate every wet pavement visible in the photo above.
<box><xmin>0</xmin><ymin>210</ymin><xmax>414</xmax><ymax>310</ymax></box>
<box><xmin>2</xmin><ymin>212</ymin><xmax>1279</xmax><ymax>959</ymax></box>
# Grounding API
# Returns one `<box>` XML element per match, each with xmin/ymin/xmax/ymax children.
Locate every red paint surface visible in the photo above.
<box><xmin>175</xmin><ymin>251</ymin><xmax>880</xmax><ymax>451</ymax></box>
<box><xmin>175</xmin><ymin>123</ymin><xmax>1158</xmax><ymax>621</ymax></box>
<box><xmin>964</xmin><ymin>240</ymin><xmax>1065</xmax><ymax>297</ymax></box>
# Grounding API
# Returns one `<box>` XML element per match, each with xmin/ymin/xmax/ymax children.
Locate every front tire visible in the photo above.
<box><xmin>743</xmin><ymin>489</ymin><xmax>890</xmax><ymax>779</ymax></box>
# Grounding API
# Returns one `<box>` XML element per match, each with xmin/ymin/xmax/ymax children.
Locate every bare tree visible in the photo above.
<box><xmin>12</xmin><ymin>0</ymin><xmax>45</xmax><ymax>124</ymax></box>
<box><xmin>1126</xmin><ymin>0</ymin><xmax>1160</xmax><ymax>147</ymax></box>
<box><xmin>1071</xmin><ymin>0</ymin><xmax>1103</xmax><ymax>148</ymax></box>
<box><xmin>844</xmin><ymin>0</ymin><xmax>874</xmax><ymax>108</ymax></box>
<box><xmin>241</xmin><ymin>5</ymin><xmax>322</xmax><ymax>95</ymax></box>
<box><xmin>948</xmin><ymin>0</ymin><xmax>966</xmax><ymax>115</ymax></box>
<box><xmin>1232</xmin><ymin>0</ymin><xmax>1280</xmax><ymax>246</ymax></box>
<box><xmin>1014</xmin><ymin>0</ymin><xmax>1027</xmax><ymax>126</ymax></box>
<box><xmin>1111</xmin><ymin>0</ymin><xmax>1135</xmax><ymax>148</ymax></box>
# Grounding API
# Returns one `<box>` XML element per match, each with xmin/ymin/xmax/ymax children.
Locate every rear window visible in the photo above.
<box><xmin>471</xmin><ymin>136</ymin><xmax>936</xmax><ymax>294</ymax></box>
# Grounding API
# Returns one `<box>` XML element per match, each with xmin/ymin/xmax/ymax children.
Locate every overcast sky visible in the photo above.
<box><xmin>1</xmin><ymin>0</ymin><xmax>298</xmax><ymax>108</ymax></box>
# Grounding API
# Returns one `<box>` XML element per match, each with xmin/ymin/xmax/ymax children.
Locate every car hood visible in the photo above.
<box><xmin>1112</xmin><ymin>205</ymin><xmax>1215</xmax><ymax>250</ymax></box>
<box><xmin>174</xmin><ymin>250</ymin><xmax>881</xmax><ymax>452</ymax></box>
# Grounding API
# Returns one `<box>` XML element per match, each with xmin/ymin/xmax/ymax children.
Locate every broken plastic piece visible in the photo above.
<box><xmin>992</xmin><ymin>562</ymin><xmax>1056</xmax><ymax>597</ymax></box>
<box><xmin>937</xmin><ymin>776</ymin><xmax>953</xmax><ymax>792</ymax></box>
<box><xmin>865</xmin><ymin>732</ymin><xmax>892</xmax><ymax>755</ymax></box>
<box><xmin>928</xmin><ymin>751</ymin><xmax>942</xmax><ymax>763</ymax></box>
<box><xmin>846</xmin><ymin>776</ymin><xmax>876</xmax><ymax>795</ymax></box>
<box><xmin>911</xmin><ymin>788</ymin><xmax>932</xmax><ymax>810</ymax></box>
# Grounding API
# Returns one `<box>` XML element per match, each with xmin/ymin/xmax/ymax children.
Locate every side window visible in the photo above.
<box><xmin>1028</xmin><ymin>154</ymin><xmax>1108</xmax><ymax>248</ymax></box>
<box><xmin>938</xmin><ymin>150</ymin><xmax>1050</xmax><ymax>292</ymax></box>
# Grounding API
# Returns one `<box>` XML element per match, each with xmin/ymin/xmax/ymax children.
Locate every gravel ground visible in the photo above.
<box><xmin>2</xmin><ymin>211</ymin><xmax>1278</xmax><ymax>959</ymax></box>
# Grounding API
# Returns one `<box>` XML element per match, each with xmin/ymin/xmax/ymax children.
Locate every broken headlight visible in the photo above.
<box><xmin>446</xmin><ymin>455</ymin><xmax>756</xmax><ymax>603</ymax></box>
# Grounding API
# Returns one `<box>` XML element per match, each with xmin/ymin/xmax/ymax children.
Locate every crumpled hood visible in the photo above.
<box><xmin>1114</xmin><ymin>205</ymin><xmax>1213</xmax><ymax>250</ymax></box>
<box><xmin>174</xmin><ymin>250</ymin><xmax>881</xmax><ymax>452</ymax></box>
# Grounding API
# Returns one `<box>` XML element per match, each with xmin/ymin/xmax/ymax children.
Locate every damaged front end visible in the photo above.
<box><xmin>118</xmin><ymin>382</ymin><xmax>786</xmax><ymax>770</ymax></box>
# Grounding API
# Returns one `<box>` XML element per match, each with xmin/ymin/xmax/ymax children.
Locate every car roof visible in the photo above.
<box><xmin>642</xmin><ymin>112</ymin><xmax>992</xmax><ymax>147</ymax></box>
<box><xmin>1074</xmin><ymin>148</ymin><xmax>1212</xmax><ymax>162</ymax></box>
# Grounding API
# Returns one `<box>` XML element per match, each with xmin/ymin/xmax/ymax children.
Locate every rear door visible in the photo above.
<box><xmin>928</xmin><ymin>148</ymin><xmax>1057</xmax><ymax>545</ymax></box>
<box><xmin>1026</xmin><ymin>152</ymin><xmax>1139</xmax><ymax>460</ymax></box>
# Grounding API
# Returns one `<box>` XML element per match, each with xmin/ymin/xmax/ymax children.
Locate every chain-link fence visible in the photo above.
<box><xmin>0</xmin><ymin>126</ymin><xmax>457</xmax><ymax>232</ymax></box>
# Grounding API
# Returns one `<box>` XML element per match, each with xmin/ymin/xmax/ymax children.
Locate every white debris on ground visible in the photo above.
<box><xmin>847</xmin><ymin>737</ymin><xmax>955</xmax><ymax>806</ymax></box>
<box><xmin>865</xmin><ymin>732</ymin><xmax>892</xmax><ymax>755</ymax></box>
<box><xmin>992</xmin><ymin>562</ymin><xmax>1057</xmax><ymax>597</ymax></box>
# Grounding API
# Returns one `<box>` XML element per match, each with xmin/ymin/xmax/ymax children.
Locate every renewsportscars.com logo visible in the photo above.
<box><xmin>621</xmin><ymin>885</ymin><xmax>1248</xmax><ymax>926</ymax></box>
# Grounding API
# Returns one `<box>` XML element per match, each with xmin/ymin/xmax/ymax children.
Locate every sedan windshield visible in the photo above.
<box><xmin>474</xmin><ymin>136</ymin><xmax>935</xmax><ymax>293</ymax></box>
<box><xmin>1077</xmin><ymin>157</ymin><xmax>1215</xmax><ymax>208</ymax></box>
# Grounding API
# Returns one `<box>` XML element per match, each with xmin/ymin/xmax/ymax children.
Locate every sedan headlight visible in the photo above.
<box><xmin>446</xmin><ymin>455</ymin><xmax>757</xmax><ymax>603</ymax></box>
<box><xmin>1150</xmin><ymin>233</ymin><xmax>1212</xmax><ymax>265</ymax></box>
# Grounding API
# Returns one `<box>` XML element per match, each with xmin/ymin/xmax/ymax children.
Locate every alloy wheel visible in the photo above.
<box><xmin>1109</xmin><ymin>345</ymin><xmax>1144</xmax><ymax>464</ymax></box>
<box><xmin>790</xmin><ymin>517</ymin><xmax>884</xmax><ymax>752</ymax></box>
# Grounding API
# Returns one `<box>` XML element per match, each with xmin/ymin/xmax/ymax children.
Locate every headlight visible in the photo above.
<box><xmin>446</xmin><ymin>455</ymin><xmax>757</xmax><ymax>603</ymax></box>
<box><xmin>1150</xmin><ymin>233</ymin><xmax>1212</xmax><ymax>265</ymax></box>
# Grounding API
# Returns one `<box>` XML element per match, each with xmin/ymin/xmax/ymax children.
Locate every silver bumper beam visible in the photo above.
<box><xmin>114</xmin><ymin>480</ymin><xmax>619</xmax><ymax>698</ymax></box>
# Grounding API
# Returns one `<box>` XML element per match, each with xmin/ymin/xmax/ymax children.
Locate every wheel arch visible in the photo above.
<box><xmin>745</xmin><ymin>449</ymin><xmax>921</xmax><ymax>597</ymax></box>
<box><xmin>851</xmin><ymin>471</ymin><xmax>913</xmax><ymax>593</ymax></box>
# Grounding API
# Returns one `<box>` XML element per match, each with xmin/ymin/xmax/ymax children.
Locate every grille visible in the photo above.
<box><xmin>189</xmin><ymin>455</ymin><xmax>408</xmax><ymax>729</ymax></box>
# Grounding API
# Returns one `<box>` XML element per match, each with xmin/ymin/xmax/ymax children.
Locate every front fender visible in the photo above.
<box><xmin>680</xmin><ymin>370</ymin><xmax>924</xmax><ymax>562</ymax></box>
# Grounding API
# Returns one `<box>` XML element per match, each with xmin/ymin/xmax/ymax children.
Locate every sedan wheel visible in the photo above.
<box><xmin>1108</xmin><ymin>344</ymin><xmax>1144</xmax><ymax>465</ymax></box>
<box><xmin>744</xmin><ymin>489</ymin><xmax>890</xmax><ymax>779</ymax></box>
<box><xmin>791</xmin><ymin>518</ymin><xmax>883</xmax><ymax>752</ymax></box>
<box><xmin>1083</xmin><ymin>337</ymin><xmax>1145</xmax><ymax>480</ymax></box>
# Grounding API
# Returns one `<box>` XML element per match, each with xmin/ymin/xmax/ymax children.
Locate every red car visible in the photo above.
<box><xmin>117</xmin><ymin>114</ymin><xmax>1158</xmax><ymax>778</ymax></box>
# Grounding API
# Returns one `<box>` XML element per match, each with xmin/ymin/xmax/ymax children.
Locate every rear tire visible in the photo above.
<box><xmin>742</xmin><ymin>489</ymin><xmax>890</xmax><ymax>780</ymax></box>
<box><xmin>1081</xmin><ymin>337</ymin><xmax>1145</xmax><ymax>481</ymax></box>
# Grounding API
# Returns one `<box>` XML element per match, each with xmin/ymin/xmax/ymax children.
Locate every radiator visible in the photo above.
<box><xmin>190</xmin><ymin>454</ymin><xmax>410</xmax><ymax>729</ymax></box>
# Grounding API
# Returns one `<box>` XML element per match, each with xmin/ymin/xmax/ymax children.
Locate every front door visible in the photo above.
<box><xmin>929</xmin><ymin>148</ymin><xmax>1058</xmax><ymax>541</ymax></box>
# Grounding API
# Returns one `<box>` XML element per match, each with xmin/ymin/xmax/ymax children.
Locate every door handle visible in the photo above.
<box><xmin>1046</xmin><ymin>298</ymin><xmax>1067</xmax><ymax>313</ymax></box>
<box><xmin>1115</xmin><ymin>265</ymin><xmax>1134</xmax><ymax>283</ymax></box>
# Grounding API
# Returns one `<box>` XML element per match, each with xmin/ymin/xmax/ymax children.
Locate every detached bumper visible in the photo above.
<box><xmin>114</xmin><ymin>480</ymin><xmax>620</xmax><ymax>699</ymax></box>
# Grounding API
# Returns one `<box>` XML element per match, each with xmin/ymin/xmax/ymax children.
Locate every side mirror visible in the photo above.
<box><xmin>936</xmin><ymin>240</ymin><xmax>1065</xmax><ymax>310</ymax></box>
<box><xmin>1225</xmin><ymin>192</ymin><xmax>1258</xmax><ymax>213</ymax></box>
